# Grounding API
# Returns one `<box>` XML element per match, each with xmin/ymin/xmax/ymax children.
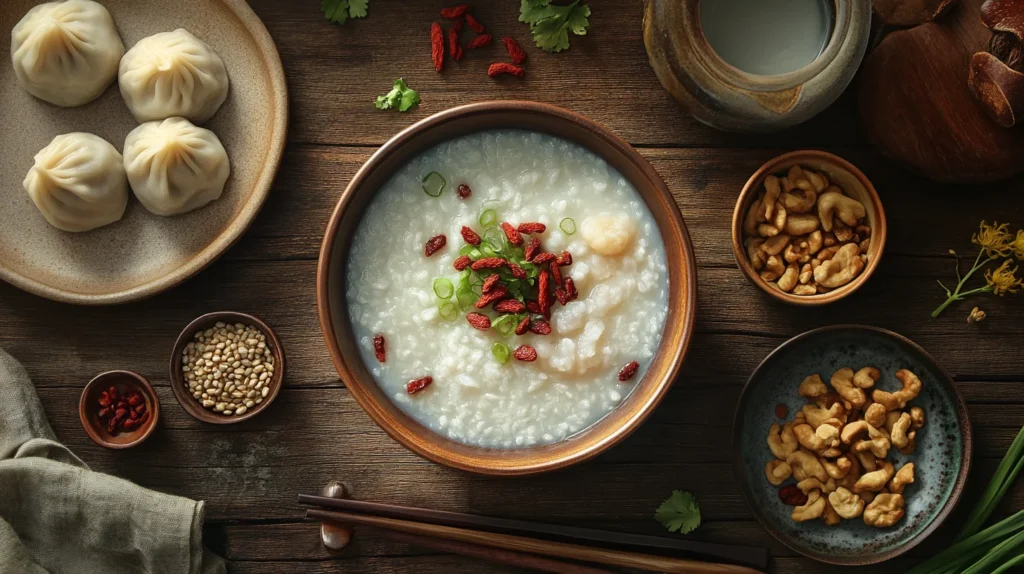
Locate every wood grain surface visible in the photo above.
<box><xmin>1</xmin><ymin>1</ymin><xmax>1022</xmax><ymax>572</ymax></box>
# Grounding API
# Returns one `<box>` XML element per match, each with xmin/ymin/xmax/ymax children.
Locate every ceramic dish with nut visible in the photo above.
<box><xmin>732</xmin><ymin>325</ymin><xmax>971</xmax><ymax>565</ymax></box>
<box><xmin>169</xmin><ymin>311</ymin><xmax>284</xmax><ymax>424</ymax></box>
<box><xmin>79</xmin><ymin>370</ymin><xmax>160</xmax><ymax>449</ymax></box>
<box><xmin>731</xmin><ymin>151</ymin><xmax>886</xmax><ymax>305</ymax></box>
<box><xmin>318</xmin><ymin>101</ymin><xmax>697</xmax><ymax>475</ymax></box>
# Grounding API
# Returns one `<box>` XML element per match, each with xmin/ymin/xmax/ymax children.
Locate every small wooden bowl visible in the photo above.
<box><xmin>731</xmin><ymin>150</ymin><xmax>887</xmax><ymax>305</ymax></box>
<box><xmin>79</xmin><ymin>370</ymin><xmax>160</xmax><ymax>449</ymax></box>
<box><xmin>168</xmin><ymin>311</ymin><xmax>285</xmax><ymax>424</ymax></box>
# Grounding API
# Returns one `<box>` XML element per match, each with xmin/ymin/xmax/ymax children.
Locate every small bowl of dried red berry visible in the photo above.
<box><xmin>79</xmin><ymin>370</ymin><xmax>160</xmax><ymax>449</ymax></box>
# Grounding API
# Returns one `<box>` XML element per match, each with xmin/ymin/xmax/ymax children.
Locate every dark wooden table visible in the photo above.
<box><xmin>2</xmin><ymin>1</ymin><xmax>1022</xmax><ymax>572</ymax></box>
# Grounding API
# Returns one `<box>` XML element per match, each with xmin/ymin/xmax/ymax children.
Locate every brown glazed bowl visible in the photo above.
<box><xmin>731</xmin><ymin>150</ymin><xmax>887</xmax><ymax>305</ymax></box>
<box><xmin>317</xmin><ymin>101</ymin><xmax>697</xmax><ymax>475</ymax></box>
<box><xmin>79</xmin><ymin>370</ymin><xmax>160</xmax><ymax>449</ymax></box>
<box><xmin>168</xmin><ymin>311</ymin><xmax>285</xmax><ymax>424</ymax></box>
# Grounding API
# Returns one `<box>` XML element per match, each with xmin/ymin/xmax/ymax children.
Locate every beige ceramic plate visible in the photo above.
<box><xmin>0</xmin><ymin>0</ymin><xmax>287</xmax><ymax>304</ymax></box>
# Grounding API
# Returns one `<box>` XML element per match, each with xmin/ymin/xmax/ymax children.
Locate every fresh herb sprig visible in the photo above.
<box><xmin>322</xmin><ymin>0</ymin><xmax>368</xmax><ymax>25</ymax></box>
<box><xmin>655</xmin><ymin>490</ymin><xmax>701</xmax><ymax>535</ymax></box>
<box><xmin>375</xmin><ymin>78</ymin><xmax>420</xmax><ymax>112</ymax></box>
<box><xmin>932</xmin><ymin>221</ymin><xmax>1024</xmax><ymax>318</ymax></box>
<box><xmin>519</xmin><ymin>0</ymin><xmax>591</xmax><ymax>53</ymax></box>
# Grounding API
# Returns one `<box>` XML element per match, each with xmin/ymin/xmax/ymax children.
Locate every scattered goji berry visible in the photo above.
<box><xmin>531</xmin><ymin>252</ymin><xmax>556</xmax><ymax>265</ymax></box>
<box><xmin>508</xmin><ymin>261</ymin><xmax>527</xmax><ymax>280</ymax></box>
<box><xmin>467</xmin><ymin>34</ymin><xmax>492</xmax><ymax>49</ymax></box>
<box><xmin>525</xmin><ymin>300</ymin><xmax>541</xmax><ymax>314</ymax></box>
<box><xmin>97</xmin><ymin>385</ymin><xmax>148</xmax><ymax>435</ymax></box>
<box><xmin>466</xmin><ymin>312</ymin><xmax>492</xmax><ymax>330</ymax></box>
<box><xmin>554</xmin><ymin>287</ymin><xmax>569</xmax><ymax>305</ymax></box>
<box><xmin>515</xmin><ymin>316</ymin><xmax>531</xmax><ymax>335</ymax></box>
<box><xmin>475</xmin><ymin>286</ymin><xmax>509</xmax><ymax>308</ymax></box>
<box><xmin>494</xmin><ymin>299</ymin><xmax>526</xmax><ymax>313</ymax></box>
<box><xmin>538</xmin><ymin>270</ymin><xmax>551</xmax><ymax>317</ymax></box>
<box><xmin>471</xmin><ymin>257</ymin><xmax>507</xmax><ymax>270</ymax></box>
<box><xmin>617</xmin><ymin>361</ymin><xmax>639</xmax><ymax>382</ymax></box>
<box><xmin>373</xmin><ymin>334</ymin><xmax>386</xmax><ymax>363</ymax></box>
<box><xmin>406</xmin><ymin>376</ymin><xmax>433</xmax><ymax>395</ymax></box>
<box><xmin>448</xmin><ymin>28</ymin><xmax>464</xmax><ymax>61</ymax></box>
<box><xmin>431</xmin><ymin>22</ymin><xmax>444</xmax><ymax>72</ymax></box>
<box><xmin>524</xmin><ymin>237</ymin><xmax>541</xmax><ymax>261</ymax></box>
<box><xmin>550</xmin><ymin>261</ymin><xmax>562</xmax><ymax>286</ymax></box>
<box><xmin>488</xmin><ymin>62</ymin><xmax>525</xmax><ymax>77</ymax></box>
<box><xmin>461</xmin><ymin>226</ymin><xmax>482</xmax><ymax>245</ymax></box>
<box><xmin>453</xmin><ymin>255</ymin><xmax>472</xmax><ymax>271</ymax></box>
<box><xmin>513</xmin><ymin>345</ymin><xmax>538</xmax><ymax>362</ymax></box>
<box><xmin>465</xmin><ymin>13</ymin><xmax>485</xmax><ymax>33</ymax></box>
<box><xmin>775</xmin><ymin>403</ymin><xmax>788</xmax><ymax>419</ymax></box>
<box><xmin>778</xmin><ymin>484</ymin><xmax>808</xmax><ymax>506</ymax></box>
<box><xmin>440</xmin><ymin>4</ymin><xmax>472</xmax><ymax>19</ymax></box>
<box><xmin>501</xmin><ymin>222</ymin><xmax>523</xmax><ymax>245</ymax></box>
<box><xmin>425</xmin><ymin>234</ymin><xmax>447</xmax><ymax>257</ymax></box>
<box><xmin>98</xmin><ymin>391</ymin><xmax>112</xmax><ymax>407</ymax></box>
<box><xmin>128</xmin><ymin>393</ymin><xmax>143</xmax><ymax>407</ymax></box>
<box><xmin>517</xmin><ymin>222</ymin><xmax>545</xmax><ymax>234</ymax></box>
<box><xmin>502</xmin><ymin>36</ymin><xmax>527</xmax><ymax>65</ymax></box>
<box><xmin>529</xmin><ymin>320</ymin><xmax>552</xmax><ymax>335</ymax></box>
<box><xmin>457</xmin><ymin>184</ymin><xmax>472</xmax><ymax>199</ymax></box>
<box><xmin>481</xmin><ymin>273</ymin><xmax>500</xmax><ymax>294</ymax></box>
<box><xmin>556</xmin><ymin>251</ymin><xmax>572</xmax><ymax>266</ymax></box>
<box><xmin>564</xmin><ymin>277</ymin><xmax>578</xmax><ymax>300</ymax></box>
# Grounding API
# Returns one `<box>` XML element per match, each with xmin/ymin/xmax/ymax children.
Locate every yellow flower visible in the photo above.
<box><xmin>1011</xmin><ymin>229</ymin><xmax>1024</xmax><ymax>260</ymax></box>
<box><xmin>973</xmin><ymin>221</ymin><xmax>1012</xmax><ymax>257</ymax></box>
<box><xmin>985</xmin><ymin>260</ymin><xmax>1024</xmax><ymax>295</ymax></box>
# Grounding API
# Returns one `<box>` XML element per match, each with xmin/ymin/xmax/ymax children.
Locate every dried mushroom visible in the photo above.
<box><xmin>969</xmin><ymin>0</ymin><xmax>1024</xmax><ymax>127</ymax></box>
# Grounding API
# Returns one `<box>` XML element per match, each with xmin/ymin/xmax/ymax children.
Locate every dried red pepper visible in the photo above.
<box><xmin>430</xmin><ymin>22</ymin><xmax>444</xmax><ymax>72</ymax></box>
<box><xmin>502</xmin><ymin>36</ymin><xmax>527</xmax><ymax>65</ymax></box>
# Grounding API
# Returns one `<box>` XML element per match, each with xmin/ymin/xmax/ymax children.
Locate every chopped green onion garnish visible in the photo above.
<box><xmin>479</xmin><ymin>209</ymin><xmax>498</xmax><ymax>228</ymax></box>
<box><xmin>422</xmin><ymin>172</ymin><xmax>446</xmax><ymax>197</ymax></box>
<box><xmin>438</xmin><ymin>302</ymin><xmax>458</xmax><ymax>321</ymax></box>
<box><xmin>433</xmin><ymin>278</ymin><xmax>454</xmax><ymax>300</ymax></box>
<box><xmin>459</xmin><ymin>244</ymin><xmax>478</xmax><ymax>256</ymax></box>
<box><xmin>491</xmin><ymin>342</ymin><xmax>511</xmax><ymax>364</ymax></box>
<box><xmin>482</xmin><ymin>227</ymin><xmax>504</xmax><ymax>248</ymax></box>
<box><xmin>481</xmin><ymin>244</ymin><xmax>498</xmax><ymax>258</ymax></box>
<box><xmin>560</xmin><ymin>217</ymin><xmax>576</xmax><ymax>234</ymax></box>
<box><xmin>456</xmin><ymin>289</ymin><xmax>476</xmax><ymax>311</ymax></box>
<box><xmin>492</xmin><ymin>315</ymin><xmax>518</xmax><ymax>337</ymax></box>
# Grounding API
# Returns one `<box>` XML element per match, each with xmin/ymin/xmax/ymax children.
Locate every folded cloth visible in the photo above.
<box><xmin>0</xmin><ymin>348</ymin><xmax>226</xmax><ymax>574</ymax></box>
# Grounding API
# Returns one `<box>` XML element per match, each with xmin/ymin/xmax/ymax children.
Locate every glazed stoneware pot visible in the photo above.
<box><xmin>317</xmin><ymin>101</ymin><xmax>698</xmax><ymax>476</ymax></box>
<box><xmin>643</xmin><ymin>0</ymin><xmax>872</xmax><ymax>132</ymax></box>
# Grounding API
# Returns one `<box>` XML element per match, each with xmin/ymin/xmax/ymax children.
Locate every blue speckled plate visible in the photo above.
<box><xmin>732</xmin><ymin>325</ymin><xmax>972</xmax><ymax>565</ymax></box>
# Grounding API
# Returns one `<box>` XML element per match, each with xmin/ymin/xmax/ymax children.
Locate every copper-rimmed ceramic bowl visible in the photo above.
<box><xmin>317</xmin><ymin>101</ymin><xmax>697</xmax><ymax>475</ymax></box>
<box><xmin>169</xmin><ymin>311</ymin><xmax>284</xmax><ymax>424</ymax></box>
<box><xmin>731</xmin><ymin>150</ymin><xmax>887</xmax><ymax>305</ymax></box>
<box><xmin>79</xmin><ymin>370</ymin><xmax>160</xmax><ymax>449</ymax></box>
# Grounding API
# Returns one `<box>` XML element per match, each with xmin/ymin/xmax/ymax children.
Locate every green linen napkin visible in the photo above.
<box><xmin>0</xmin><ymin>348</ymin><xmax>226</xmax><ymax>574</ymax></box>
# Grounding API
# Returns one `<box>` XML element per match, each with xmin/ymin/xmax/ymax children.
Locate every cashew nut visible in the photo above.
<box><xmin>760</xmin><ymin>255</ymin><xmax>785</xmax><ymax>282</ymax></box>
<box><xmin>806</xmin><ymin>170</ymin><xmax>829</xmax><ymax>192</ymax></box>
<box><xmin>743</xmin><ymin>197</ymin><xmax>766</xmax><ymax>236</ymax></box>
<box><xmin>855</xmin><ymin>451</ymin><xmax>877</xmax><ymax>473</ymax></box>
<box><xmin>794</xmin><ymin>423</ymin><xmax>839</xmax><ymax>454</ymax></box>
<box><xmin>813</xmin><ymin>243</ymin><xmax>865</xmax><ymax>288</ymax></box>
<box><xmin>788</xmin><ymin>165</ymin><xmax>806</xmax><ymax>183</ymax></box>
<box><xmin>821</xmin><ymin>447</ymin><xmax>843</xmax><ymax>458</ymax></box>
<box><xmin>784</xmin><ymin>213</ymin><xmax>820</xmax><ymax>236</ymax></box>
<box><xmin>787</xmin><ymin>450</ymin><xmax>828</xmax><ymax>483</ymax></box>
<box><xmin>761</xmin><ymin>234</ymin><xmax>791</xmax><ymax>256</ymax></box>
<box><xmin>890</xmin><ymin>463</ymin><xmax>914</xmax><ymax>494</ymax></box>
<box><xmin>781</xmin><ymin>189</ymin><xmax>817</xmax><ymax>214</ymax></box>
<box><xmin>798</xmin><ymin>263</ymin><xmax>813</xmax><ymax>285</ymax></box>
<box><xmin>818</xmin><ymin>190</ymin><xmax>866</xmax><ymax>232</ymax></box>
<box><xmin>796</xmin><ymin>477</ymin><xmax>836</xmax><ymax>494</ymax></box>
<box><xmin>745</xmin><ymin>238</ymin><xmax>766</xmax><ymax>270</ymax></box>
<box><xmin>910</xmin><ymin>407</ymin><xmax>926</xmax><ymax>429</ymax></box>
<box><xmin>793</xmin><ymin>284</ymin><xmax>816</xmax><ymax>296</ymax></box>
<box><xmin>806</xmin><ymin>230</ymin><xmax>823</xmax><ymax>255</ymax></box>
<box><xmin>802</xmin><ymin>402</ymin><xmax>845</xmax><ymax>429</ymax></box>
<box><xmin>763</xmin><ymin>176</ymin><xmax>782</xmax><ymax>219</ymax></box>
<box><xmin>822</xmin><ymin>499</ymin><xmax>842</xmax><ymax>526</ymax></box>
<box><xmin>873</xmin><ymin>369</ymin><xmax>923</xmax><ymax>411</ymax></box>
<box><xmin>784</xmin><ymin>242</ymin><xmax>810</xmax><ymax>264</ymax></box>
<box><xmin>834</xmin><ymin>223</ymin><xmax>855</xmax><ymax>243</ymax></box>
<box><xmin>853</xmin><ymin>437</ymin><xmax>891</xmax><ymax>459</ymax></box>
<box><xmin>829</xmin><ymin>487</ymin><xmax>866</xmax><ymax>519</ymax></box>
<box><xmin>758</xmin><ymin>204</ymin><xmax>787</xmax><ymax>237</ymax></box>
<box><xmin>830</xmin><ymin>368</ymin><xmax>867</xmax><ymax>408</ymax></box>
<box><xmin>853</xmin><ymin>461</ymin><xmax>894</xmax><ymax>493</ymax></box>
<box><xmin>864</xmin><ymin>403</ymin><xmax>887</xmax><ymax>428</ymax></box>
<box><xmin>767</xmin><ymin>422</ymin><xmax>799</xmax><ymax>460</ymax></box>
<box><xmin>898</xmin><ymin>431</ymin><xmax>918</xmax><ymax>455</ymax></box>
<box><xmin>854</xmin><ymin>367</ymin><xmax>880</xmax><ymax>389</ymax></box>
<box><xmin>890</xmin><ymin>412</ymin><xmax>913</xmax><ymax>449</ymax></box>
<box><xmin>765</xmin><ymin>460</ymin><xmax>793</xmax><ymax>486</ymax></box>
<box><xmin>840</xmin><ymin>420</ymin><xmax>886</xmax><ymax>444</ymax></box>
<box><xmin>798</xmin><ymin>374</ymin><xmax>828</xmax><ymax>399</ymax></box>
<box><xmin>792</xmin><ymin>490</ymin><xmax>826</xmax><ymax>522</ymax></box>
<box><xmin>777</xmin><ymin>264</ymin><xmax>799</xmax><ymax>292</ymax></box>
<box><xmin>863</xmin><ymin>493</ymin><xmax>905</xmax><ymax>528</ymax></box>
<box><xmin>822</xmin><ymin>456</ymin><xmax>852</xmax><ymax>480</ymax></box>
<box><xmin>884</xmin><ymin>411</ymin><xmax>902</xmax><ymax>435</ymax></box>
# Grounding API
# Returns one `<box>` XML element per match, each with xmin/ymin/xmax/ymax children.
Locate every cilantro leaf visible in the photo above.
<box><xmin>322</xmin><ymin>0</ymin><xmax>368</xmax><ymax>25</ymax></box>
<box><xmin>520</xmin><ymin>0</ymin><xmax>590</xmax><ymax>53</ymax></box>
<box><xmin>655</xmin><ymin>491</ymin><xmax>701</xmax><ymax>534</ymax></box>
<box><xmin>520</xmin><ymin>0</ymin><xmax>554</xmax><ymax>24</ymax></box>
<box><xmin>348</xmin><ymin>0</ymin><xmax>369</xmax><ymax>18</ymax></box>
<box><xmin>375</xmin><ymin>78</ymin><xmax>419</xmax><ymax>112</ymax></box>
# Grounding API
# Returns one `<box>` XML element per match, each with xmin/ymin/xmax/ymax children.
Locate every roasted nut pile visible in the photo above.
<box><xmin>765</xmin><ymin>367</ymin><xmax>925</xmax><ymax>528</ymax></box>
<box><xmin>743</xmin><ymin>165</ymin><xmax>871</xmax><ymax>295</ymax></box>
<box><xmin>182</xmin><ymin>322</ymin><xmax>274</xmax><ymax>416</ymax></box>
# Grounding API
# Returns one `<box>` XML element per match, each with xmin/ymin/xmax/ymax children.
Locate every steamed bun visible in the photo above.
<box><xmin>24</xmin><ymin>133</ymin><xmax>129</xmax><ymax>232</ymax></box>
<box><xmin>11</xmin><ymin>0</ymin><xmax>125</xmax><ymax>107</ymax></box>
<box><xmin>119</xmin><ymin>29</ymin><xmax>229</xmax><ymax>123</ymax></box>
<box><xmin>123</xmin><ymin>117</ymin><xmax>230</xmax><ymax>216</ymax></box>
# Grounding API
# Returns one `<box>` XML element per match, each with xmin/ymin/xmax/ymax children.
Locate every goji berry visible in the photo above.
<box><xmin>564</xmin><ymin>277</ymin><xmax>578</xmax><ymax>300</ymax></box>
<box><xmin>98</xmin><ymin>391</ymin><xmax>112</xmax><ymax>407</ymax></box>
<box><xmin>538</xmin><ymin>270</ymin><xmax>551</xmax><ymax>317</ymax></box>
<box><xmin>524</xmin><ymin>237</ymin><xmax>541</xmax><ymax>261</ymax></box>
<box><xmin>465</xmin><ymin>13</ymin><xmax>485</xmax><ymax>33</ymax></box>
<box><xmin>471</xmin><ymin>257</ymin><xmax>506</xmax><ymax>270</ymax></box>
<box><xmin>531</xmin><ymin>252</ymin><xmax>556</xmax><ymax>265</ymax></box>
<box><xmin>448</xmin><ymin>28</ymin><xmax>464</xmax><ymax>61</ymax></box>
<box><xmin>406</xmin><ymin>376</ymin><xmax>433</xmax><ymax>394</ymax></box>
<box><xmin>554</xmin><ymin>287</ymin><xmax>569</xmax><ymax>306</ymax></box>
<box><xmin>617</xmin><ymin>361</ymin><xmax>639</xmax><ymax>382</ymax></box>
<box><xmin>430</xmin><ymin>22</ymin><xmax>444</xmax><ymax>72</ymax></box>
<box><xmin>502</xmin><ymin>36</ymin><xmax>527</xmax><ymax>65</ymax></box>
<box><xmin>775</xmin><ymin>403</ymin><xmax>788</xmax><ymax>419</ymax></box>
<box><xmin>513</xmin><ymin>345</ymin><xmax>538</xmax><ymax>362</ymax></box>
<box><xmin>466</xmin><ymin>312</ymin><xmax>491</xmax><ymax>330</ymax></box>
<box><xmin>425</xmin><ymin>234</ymin><xmax>447</xmax><ymax>257</ymax></box>
<box><xmin>529</xmin><ymin>320</ymin><xmax>552</xmax><ymax>335</ymax></box>
<box><xmin>525</xmin><ymin>300</ymin><xmax>541</xmax><ymax>314</ymax></box>
<box><xmin>488</xmin><ymin>63</ymin><xmax>524</xmax><ymax>77</ymax></box>
<box><xmin>453</xmin><ymin>255</ymin><xmax>472</xmax><ymax>271</ymax></box>
<box><xmin>467</xmin><ymin>34</ymin><xmax>492</xmax><ymax>49</ymax></box>
<box><xmin>556</xmin><ymin>251</ymin><xmax>572</xmax><ymax>266</ymax></box>
<box><xmin>515</xmin><ymin>316</ymin><xmax>531</xmax><ymax>335</ymax></box>
<box><xmin>501</xmin><ymin>222</ymin><xmax>523</xmax><ymax>245</ymax></box>
<box><xmin>550</xmin><ymin>261</ymin><xmax>562</xmax><ymax>286</ymax></box>
<box><xmin>475</xmin><ymin>286</ymin><xmax>508</xmax><ymax>308</ymax></box>
<box><xmin>481</xmin><ymin>273</ymin><xmax>500</xmax><ymax>293</ymax></box>
<box><xmin>461</xmin><ymin>226</ymin><xmax>482</xmax><ymax>245</ymax></box>
<box><xmin>373</xmin><ymin>334</ymin><xmax>386</xmax><ymax>363</ymax></box>
<box><xmin>440</xmin><ymin>4</ymin><xmax>472</xmax><ymax>19</ymax></box>
<box><xmin>517</xmin><ymin>222</ymin><xmax>545</xmax><ymax>234</ymax></box>
<box><xmin>457</xmin><ymin>184</ymin><xmax>472</xmax><ymax>199</ymax></box>
<box><xmin>494</xmin><ymin>299</ymin><xmax>526</xmax><ymax>313</ymax></box>
<box><xmin>778</xmin><ymin>484</ymin><xmax>808</xmax><ymax>506</ymax></box>
<box><xmin>128</xmin><ymin>392</ymin><xmax>143</xmax><ymax>407</ymax></box>
<box><xmin>508</xmin><ymin>261</ymin><xmax>528</xmax><ymax>280</ymax></box>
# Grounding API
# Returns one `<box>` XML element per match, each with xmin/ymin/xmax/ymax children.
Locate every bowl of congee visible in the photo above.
<box><xmin>317</xmin><ymin>102</ymin><xmax>697</xmax><ymax>475</ymax></box>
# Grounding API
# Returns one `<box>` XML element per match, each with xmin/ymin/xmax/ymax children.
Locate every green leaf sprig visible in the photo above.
<box><xmin>519</xmin><ymin>0</ymin><xmax>591</xmax><ymax>53</ymax></box>
<box><xmin>322</xmin><ymin>0</ymin><xmax>368</xmax><ymax>26</ymax></box>
<box><xmin>655</xmin><ymin>490</ymin><xmax>701</xmax><ymax>535</ymax></box>
<box><xmin>375</xmin><ymin>79</ymin><xmax>420</xmax><ymax>112</ymax></box>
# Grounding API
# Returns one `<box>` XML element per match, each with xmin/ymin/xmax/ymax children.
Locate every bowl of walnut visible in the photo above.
<box><xmin>732</xmin><ymin>325</ymin><xmax>971</xmax><ymax>565</ymax></box>
<box><xmin>731</xmin><ymin>151</ymin><xmax>887</xmax><ymax>305</ymax></box>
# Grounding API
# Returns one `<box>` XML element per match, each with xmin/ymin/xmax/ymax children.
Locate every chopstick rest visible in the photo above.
<box><xmin>319</xmin><ymin>481</ymin><xmax>353</xmax><ymax>552</ymax></box>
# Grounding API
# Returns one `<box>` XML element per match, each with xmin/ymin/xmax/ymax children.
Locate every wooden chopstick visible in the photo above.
<box><xmin>306</xmin><ymin>508</ymin><xmax>764</xmax><ymax>574</ymax></box>
<box><xmin>298</xmin><ymin>494</ymin><xmax>767</xmax><ymax>570</ymax></box>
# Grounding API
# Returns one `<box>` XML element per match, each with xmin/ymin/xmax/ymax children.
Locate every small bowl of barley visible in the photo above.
<box><xmin>169</xmin><ymin>311</ymin><xmax>285</xmax><ymax>424</ymax></box>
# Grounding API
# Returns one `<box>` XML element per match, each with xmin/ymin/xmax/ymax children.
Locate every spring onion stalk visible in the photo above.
<box><xmin>422</xmin><ymin>172</ymin><xmax>446</xmax><ymax>197</ymax></box>
<box><xmin>479</xmin><ymin>209</ymin><xmax>498</xmax><ymax>228</ymax></box>
<box><xmin>491</xmin><ymin>342</ymin><xmax>511</xmax><ymax>364</ymax></box>
<box><xmin>438</xmin><ymin>302</ymin><xmax>458</xmax><ymax>321</ymax></box>
<box><xmin>963</xmin><ymin>529</ymin><xmax>1024</xmax><ymax>574</ymax></box>
<box><xmin>559</xmin><ymin>217</ymin><xmax>576</xmax><ymax>234</ymax></box>
<box><xmin>908</xmin><ymin>510</ymin><xmax>1024</xmax><ymax>574</ymax></box>
<box><xmin>991</xmin><ymin>553</ymin><xmax>1024</xmax><ymax>574</ymax></box>
<box><xmin>957</xmin><ymin>425</ymin><xmax>1024</xmax><ymax>540</ymax></box>
<box><xmin>432</xmin><ymin>278</ymin><xmax>454</xmax><ymax>300</ymax></box>
<box><xmin>492</xmin><ymin>315</ymin><xmax>518</xmax><ymax>337</ymax></box>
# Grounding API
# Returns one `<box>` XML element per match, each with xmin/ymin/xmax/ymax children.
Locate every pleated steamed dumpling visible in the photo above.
<box><xmin>11</xmin><ymin>0</ymin><xmax>125</xmax><ymax>107</ymax></box>
<box><xmin>123</xmin><ymin>117</ymin><xmax>230</xmax><ymax>216</ymax></box>
<box><xmin>23</xmin><ymin>133</ymin><xmax>129</xmax><ymax>232</ymax></box>
<box><xmin>119</xmin><ymin>29</ymin><xmax>229</xmax><ymax>123</ymax></box>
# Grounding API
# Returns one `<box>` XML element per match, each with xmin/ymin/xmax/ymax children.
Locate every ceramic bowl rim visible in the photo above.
<box><xmin>731</xmin><ymin>324</ymin><xmax>973</xmax><ymax>565</ymax></box>
<box><xmin>79</xmin><ymin>370</ymin><xmax>160</xmax><ymax>449</ymax></box>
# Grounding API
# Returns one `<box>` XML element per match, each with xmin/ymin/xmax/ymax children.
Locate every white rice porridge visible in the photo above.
<box><xmin>346</xmin><ymin>130</ymin><xmax>669</xmax><ymax>449</ymax></box>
